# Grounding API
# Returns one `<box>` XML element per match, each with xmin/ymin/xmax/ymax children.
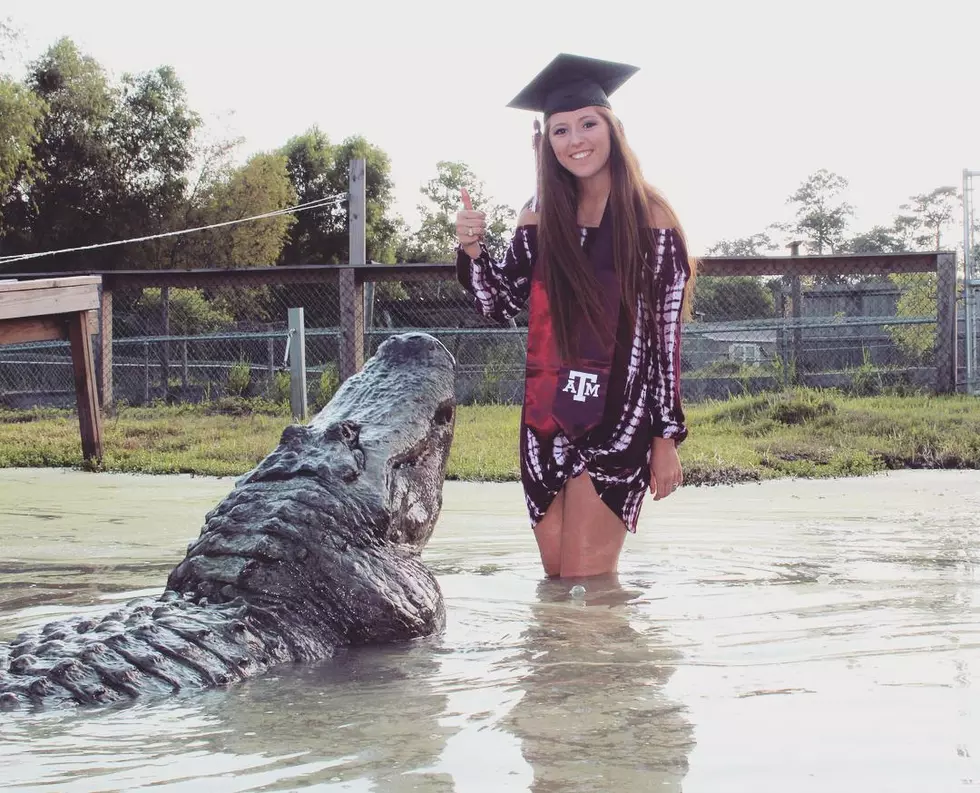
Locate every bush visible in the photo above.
<box><xmin>227</xmin><ymin>359</ymin><xmax>252</xmax><ymax>397</ymax></box>
<box><xmin>136</xmin><ymin>288</ymin><xmax>235</xmax><ymax>335</ymax></box>
<box><xmin>271</xmin><ymin>371</ymin><xmax>291</xmax><ymax>403</ymax></box>
<box><xmin>312</xmin><ymin>364</ymin><xmax>340</xmax><ymax>412</ymax></box>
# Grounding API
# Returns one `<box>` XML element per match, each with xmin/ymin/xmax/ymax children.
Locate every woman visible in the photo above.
<box><xmin>455</xmin><ymin>53</ymin><xmax>694</xmax><ymax>580</ymax></box>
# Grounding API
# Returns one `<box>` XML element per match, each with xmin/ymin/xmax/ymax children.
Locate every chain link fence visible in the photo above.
<box><xmin>0</xmin><ymin>250</ymin><xmax>963</xmax><ymax>412</ymax></box>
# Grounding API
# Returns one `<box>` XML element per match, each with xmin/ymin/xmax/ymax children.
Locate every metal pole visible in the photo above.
<box><xmin>181</xmin><ymin>340</ymin><xmax>188</xmax><ymax>388</ymax></box>
<box><xmin>964</xmin><ymin>169</ymin><xmax>976</xmax><ymax>395</ymax></box>
<box><xmin>287</xmin><ymin>307</ymin><xmax>307</xmax><ymax>421</ymax></box>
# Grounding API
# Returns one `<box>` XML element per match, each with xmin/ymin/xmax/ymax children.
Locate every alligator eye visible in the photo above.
<box><xmin>279</xmin><ymin>425</ymin><xmax>305</xmax><ymax>445</ymax></box>
<box><xmin>434</xmin><ymin>403</ymin><xmax>454</xmax><ymax>426</ymax></box>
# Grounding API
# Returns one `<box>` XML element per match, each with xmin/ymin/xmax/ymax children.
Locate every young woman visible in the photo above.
<box><xmin>455</xmin><ymin>54</ymin><xmax>694</xmax><ymax>579</ymax></box>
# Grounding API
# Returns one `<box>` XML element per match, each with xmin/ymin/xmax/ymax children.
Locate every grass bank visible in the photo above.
<box><xmin>0</xmin><ymin>390</ymin><xmax>978</xmax><ymax>484</ymax></box>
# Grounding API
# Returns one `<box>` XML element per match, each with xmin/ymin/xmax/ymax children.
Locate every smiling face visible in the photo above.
<box><xmin>546</xmin><ymin>106</ymin><xmax>612</xmax><ymax>180</ymax></box>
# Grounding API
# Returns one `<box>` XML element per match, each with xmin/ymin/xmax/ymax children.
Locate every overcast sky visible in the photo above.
<box><xmin>4</xmin><ymin>0</ymin><xmax>978</xmax><ymax>255</ymax></box>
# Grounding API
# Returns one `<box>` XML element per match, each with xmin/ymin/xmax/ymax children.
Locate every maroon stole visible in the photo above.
<box><xmin>523</xmin><ymin>205</ymin><xmax>621</xmax><ymax>440</ymax></box>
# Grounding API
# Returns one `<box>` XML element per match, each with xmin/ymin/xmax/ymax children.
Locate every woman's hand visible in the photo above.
<box><xmin>649</xmin><ymin>436</ymin><xmax>683</xmax><ymax>501</ymax></box>
<box><xmin>456</xmin><ymin>188</ymin><xmax>485</xmax><ymax>258</ymax></box>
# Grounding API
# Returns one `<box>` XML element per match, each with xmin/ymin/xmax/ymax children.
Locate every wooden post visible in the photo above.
<box><xmin>339</xmin><ymin>158</ymin><xmax>366</xmax><ymax>382</ymax></box>
<box><xmin>99</xmin><ymin>285</ymin><xmax>113</xmax><ymax>407</ymax></box>
<box><xmin>267</xmin><ymin>336</ymin><xmax>275</xmax><ymax>396</ymax></box>
<box><xmin>935</xmin><ymin>252</ymin><xmax>958</xmax><ymax>394</ymax></box>
<box><xmin>288</xmin><ymin>307</ymin><xmax>307</xmax><ymax>421</ymax></box>
<box><xmin>161</xmin><ymin>285</ymin><xmax>170</xmax><ymax>398</ymax></box>
<box><xmin>67</xmin><ymin>310</ymin><xmax>104</xmax><ymax>463</ymax></box>
<box><xmin>789</xmin><ymin>241</ymin><xmax>802</xmax><ymax>385</ymax></box>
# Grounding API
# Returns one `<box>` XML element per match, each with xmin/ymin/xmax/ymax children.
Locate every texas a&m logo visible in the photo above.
<box><xmin>563</xmin><ymin>370</ymin><xmax>600</xmax><ymax>402</ymax></box>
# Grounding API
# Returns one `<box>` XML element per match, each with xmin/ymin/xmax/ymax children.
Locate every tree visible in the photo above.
<box><xmin>787</xmin><ymin>169</ymin><xmax>854</xmax><ymax>254</ymax></box>
<box><xmin>0</xmin><ymin>81</ymin><xmax>45</xmax><ymax>219</ymax></box>
<box><xmin>0</xmin><ymin>21</ymin><xmax>46</xmax><ymax>213</ymax></box>
<box><xmin>693</xmin><ymin>277</ymin><xmax>776</xmax><ymax>322</ymax></box>
<box><xmin>279</xmin><ymin>126</ymin><xmax>335</xmax><ymax>264</ymax></box>
<box><xmin>887</xmin><ymin>272</ymin><xmax>936</xmax><ymax>365</ymax></box>
<box><xmin>278</xmin><ymin>130</ymin><xmax>399</xmax><ymax>265</ymax></box>
<box><xmin>186</xmin><ymin>152</ymin><xmax>297</xmax><ymax>269</ymax></box>
<box><xmin>877</xmin><ymin>189</ymin><xmax>960</xmax><ymax>362</ymax></box>
<box><xmin>401</xmin><ymin>160</ymin><xmax>515</xmax><ymax>263</ymax></box>
<box><xmin>842</xmin><ymin>225</ymin><xmax>906</xmax><ymax>254</ymax></box>
<box><xmin>900</xmin><ymin>186</ymin><xmax>959</xmax><ymax>250</ymax></box>
<box><xmin>706</xmin><ymin>232</ymin><xmax>778</xmax><ymax>257</ymax></box>
<box><xmin>166</xmin><ymin>151</ymin><xmax>296</xmax><ymax>323</ymax></box>
<box><xmin>1</xmin><ymin>38</ymin><xmax>199</xmax><ymax>270</ymax></box>
<box><xmin>331</xmin><ymin>136</ymin><xmax>399</xmax><ymax>264</ymax></box>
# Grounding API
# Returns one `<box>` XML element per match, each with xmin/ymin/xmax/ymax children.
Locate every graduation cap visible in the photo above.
<box><xmin>507</xmin><ymin>53</ymin><xmax>639</xmax><ymax>118</ymax></box>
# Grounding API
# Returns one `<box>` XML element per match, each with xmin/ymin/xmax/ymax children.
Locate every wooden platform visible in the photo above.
<box><xmin>0</xmin><ymin>276</ymin><xmax>103</xmax><ymax>463</ymax></box>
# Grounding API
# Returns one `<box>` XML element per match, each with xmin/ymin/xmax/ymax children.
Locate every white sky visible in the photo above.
<box><xmin>4</xmin><ymin>0</ymin><xmax>979</xmax><ymax>255</ymax></box>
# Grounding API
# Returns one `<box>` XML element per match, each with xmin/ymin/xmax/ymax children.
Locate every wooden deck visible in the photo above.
<box><xmin>0</xmin><ymin>276</ymin><xmax>103</xmax><ymax>463</ymax></box>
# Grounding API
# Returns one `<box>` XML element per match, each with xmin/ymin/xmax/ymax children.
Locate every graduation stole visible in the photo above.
<box><xmin>523</xmin><ymin>204</ymin><xmax>621</xmax><ymax>440</ymax></box>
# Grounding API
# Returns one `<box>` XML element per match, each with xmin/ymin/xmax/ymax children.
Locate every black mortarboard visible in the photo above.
<box><xmin>507</xmin><ymin>53</ymin><xmax>639</xmax><ymax>118</ymax></box>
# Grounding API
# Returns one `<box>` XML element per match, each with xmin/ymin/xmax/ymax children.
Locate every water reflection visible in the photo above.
<box><xmin>500</xmin><ymin>575</ymin><xmax>693</xmax><ymax>792</ymax></box>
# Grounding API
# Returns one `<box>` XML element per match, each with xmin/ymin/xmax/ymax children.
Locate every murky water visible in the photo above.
<box><xmin>1</xmin><ymin>468</ymin><xmax>979</xmax><ymax>792</ymax></box>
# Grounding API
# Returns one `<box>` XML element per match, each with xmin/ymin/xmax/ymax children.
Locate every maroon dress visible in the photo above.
<box><xmin>455</xmin><ymin>210</ymin><xmax>690</xmax><ymax>533</ymax></box>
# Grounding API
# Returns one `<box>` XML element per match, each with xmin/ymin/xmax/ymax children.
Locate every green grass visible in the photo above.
<box><xmin>1</xmin><ymin>389</ymin><xmax>978</xmax><ymax>484</ymax></box>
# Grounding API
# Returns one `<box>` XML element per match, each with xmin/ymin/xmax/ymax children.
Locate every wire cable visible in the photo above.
<box><xmin>0</xmin><ymin>193</ymin><xmax>347</xmax><ymax>265</ymax></box>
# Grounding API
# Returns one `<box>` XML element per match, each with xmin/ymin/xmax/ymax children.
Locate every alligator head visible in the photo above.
<box><xmin>0</xmin><ymin>333</ymin><xmax>458</xmax><ymax>711</ymax></box>
<box><xmin>165</xmin><ymin>332</ymin><xmax>457</xmax><ymax>657</ymax></box>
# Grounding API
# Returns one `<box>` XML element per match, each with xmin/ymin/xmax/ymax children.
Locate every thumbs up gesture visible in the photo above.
<box><xmin>456</xmin><ymin>188</ymin><xmax>485</xmax><ymax>255</ymax></box>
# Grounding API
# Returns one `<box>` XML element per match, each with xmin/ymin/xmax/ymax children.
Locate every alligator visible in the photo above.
<box><xmin>0</xmin><ymin>332</ymin><xmax>457</xmax><ymax>711</ymax></box>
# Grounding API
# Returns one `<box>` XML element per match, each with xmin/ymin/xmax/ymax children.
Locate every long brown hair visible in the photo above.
<box><xmin>536</xmin><ymin>106</ymin><xmax>696</xmax><ymax>360</ymax></box>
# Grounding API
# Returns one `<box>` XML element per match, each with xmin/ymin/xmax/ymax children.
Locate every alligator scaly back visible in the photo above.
<box><xmin>1</xmin><ymin>333</ymin><xmax>456</xmax><ymax>711</ymax></box>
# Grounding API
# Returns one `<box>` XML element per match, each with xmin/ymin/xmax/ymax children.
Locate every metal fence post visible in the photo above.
<box><xmin>287</xmin><ymin>307</ymin><xmax>307</xmax><ymax>421</ymax></box>
<box><xmin>181</xmin><ymin>340</ymin><xmax>189</xmax><ymax>388</ymax></box>
<box><xmin>935</xmin><ymin>252</ymin><xmax>957</xmax><ymax>394</ymax></box>
<box><xmin>964</xmin><ymin>168</ymin><xmax>979</xmax><ymax>395</ymax></box>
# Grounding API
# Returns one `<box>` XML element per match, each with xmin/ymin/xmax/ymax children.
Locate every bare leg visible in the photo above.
<box><xmin>532</xmin><ymin>488</ymin><xmax>564</xmax><ymax>577</ymax></box>
<box><xmin>559</xmin><ymin>473</ymin><xmax>627</xmax><ymax>578</ymax></box>
<box><xmin>531</xmin><ymin>473</ymin><xmax>627</xmax><ymax>579</ymax></box>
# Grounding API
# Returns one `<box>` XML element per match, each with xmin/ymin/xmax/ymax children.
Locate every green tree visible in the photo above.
<box><xmin>167</xmin><ymin>151</ymin><xmax>297</xmax><ymax>323</ymax></box>
<box><xmin>900</xmin><ymin>186</ymin><xmax>959</xmax><ymax>250</ymax></box>
<box><xmin>330</xmin><ymin>136</ymin><xmax>399</xmax><ymax>264</ymax></box>
<box><xmin>186</xmin><ymin>152</ymin><xmax>297</xmax><ymax>269</ymax></box>
<box><xmin>787</xmin><ymin>169</ymin><xmax>854</xmax><ymax>254</ymax></box>
<box><xmin>887</xmin><ymin>273</ymin><xmax>936</xmax><ymax>364</ymax></box>
<box><xmin>401</xmin><ymin>160</ymin><xmax>515</xmax><ymax>263</ymax></box>
<box><xmin>278</xmin><ymin>129</ymin><xmax>399</xmax><ymax>265</ymax></box>
<box><xmin>0</xmin><ymin>24</ymin><xmax>46</xmax><ymax>213</ymax></box>
<box><xmin>279</xmin><ymin>126</ymin><xmax>335</xmax><ymax>264</ymax></box>
<box><xmin>842</xmin><ymin>226</ymin><xmax>906</xmax><ymax>254</ymax></box>
<box><xmin>693</xmin><ymin>277</ymin><xmax>776</xmax><ymax>321</ymax></box>
<box><xmin>0</xmin><ymin>80</ymin><xmax>45</xmax><ymax>219</ymax></box>
<box><xmin>1</xmin><ymin>38</ymin><xmax>199</xmax><ymax>270</ymax></box>
<box><xmin>706</xmin><ymin>232</ymin><xmax>778</xmax><ymax>257</ymax></box>
<box><xmin>136</xmin><ymin>287</ymin><xmax>234</xmax><ymax>334</ymax></box>
<box><xmin>877</xmin><ymin>189</ymin><xmax>959</xmax><ymax>363</ymax></box>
